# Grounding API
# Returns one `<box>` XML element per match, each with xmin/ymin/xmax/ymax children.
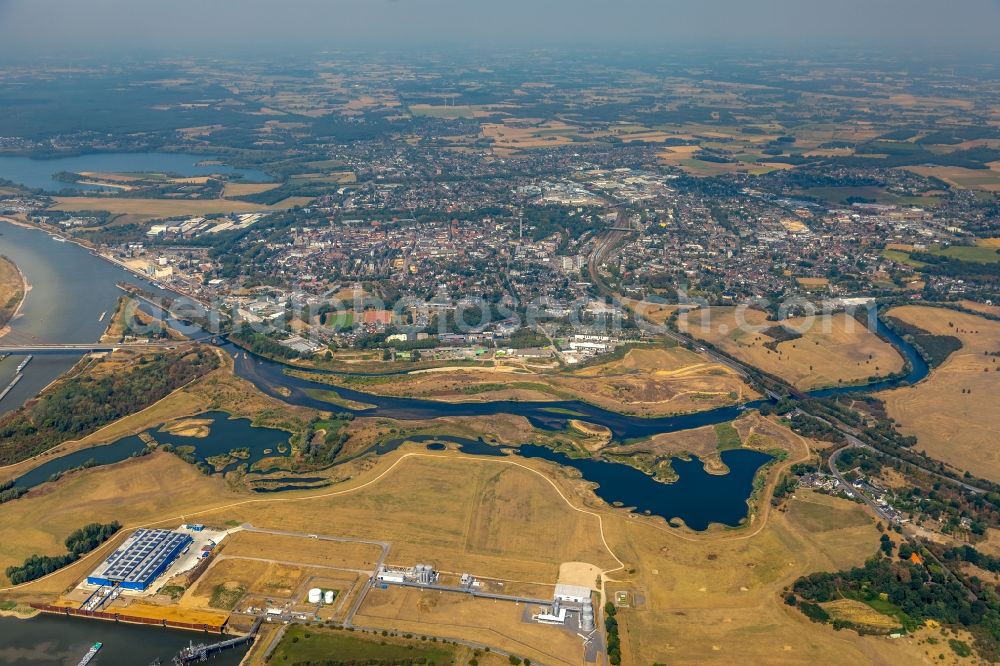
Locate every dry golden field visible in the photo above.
<box><xmin>0</xmin><ymin>412</ymin><xmax>951</xmax><ymax>665</ymax></box>
<box><xmin>903</xmin><ymin>166</ymin><xmax>1000</xmax><ymax>192</ymax></box>
<box><xmin>218</xmin><ymin>530</ymin><xmax>383</xmax><ymax>571</ymax></box>
<box><xmin>958</xmin><ymin>299</ymin><xmax>1000</xmax><ymax>317</ymax></box>
<box><xmin>821</xmin><ymin>599</ymin><xmax>901</xmax><ymax>631</ymax></box>
<box><xmin>306</xmin><ymin>346</ymin><xmax>757</xmax><ymax>417</ymax></box>
<box><xmin>679</xmin><ymin>307</ymin><xmax>905</xmax><ymax>390</ymax></box>
<box><xmin>879</xmin><ymin>306</ymin><xmax>1000</xmax><ymax>481</ymax></box>
<box><xmin>356</xmin><ymin>586</ymin><xmax>586</xmax><ymax>666</ymax></box>
<box><xmin>603</xmin><ymin>487</ymin><xmax>935</xmax><ymax>666</ymax></box>
<box><xmin>0</xmin><ymin>453</ymin><xmax>238</xmax><ymax>594</ymax></box>
<box><xmin>221</xmin><ymin>182</ymin><xmax>282</xmax><ymax>198</ymax></box>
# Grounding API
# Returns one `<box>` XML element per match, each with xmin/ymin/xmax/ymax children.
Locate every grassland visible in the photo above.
<box><xmin>0</xmin><ymin>255</ymin><xmax>25</xmax><ymax>330</ymax></box>
<box><xmin>356</xmin><ymin>586</ymin><xmax>586</xmax><ymax>666</ymax></box>
<box><xmin>271</xmin><ymin>625</ymin><xmax>461</xmax><ymax>665</ymax></box>
<box><xmin>0</xmin><ymin>404</ymin><xmax>941</xmax><ymax>665</ymax></box>
<box><xmin>679</xmin><ymin>307</ymin><xmax>905</xmax><ymax>390</ymax></box>
<box><xmin>879</xmin><ymin>306</ymin><xmax>1000</xmax><ymax>481</ymax></box>
<box><xmin>294</xmin><ymin>346</ymin><xmax>757</xmax><ymax>417</ymax></box>
<box><xmin>49</xmin><ymin>196</ymin><xmax>312</xmax><ymax>217</ymax></box>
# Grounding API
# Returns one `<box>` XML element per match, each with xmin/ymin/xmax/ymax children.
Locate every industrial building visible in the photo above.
<box><xmin>376</xmin><ymin>563</ymin><xmax>438</xmax><ymax>586</ymax></box>
<box><xmin>554</xmin><ymin>583</ymin><xmax>592</xmax><ymax>604</ymax></box>
<box><xmin>86</xmin><ymin>529</ymin><xmax>192</xmax><ymax>592</ymax></box>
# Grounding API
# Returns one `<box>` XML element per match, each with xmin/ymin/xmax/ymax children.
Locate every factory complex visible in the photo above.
<box><xmin>86</xmin><ymin>529</ymin><xmax>192</xmax><ymax>592</ymax></box>
<box><xmin>374</xmin><ymin>562</ymin><xmax>597</xmax><ymax>633</ymax></box>
<box><xmin>82</xmin><ymin>524</ymin><xmax>226</xmax><ymax>598</ymax></box>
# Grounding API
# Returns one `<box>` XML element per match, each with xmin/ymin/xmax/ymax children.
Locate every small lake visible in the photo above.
<box><xmin>151</xmin><ymin>411</ymin><xmax>293</xmax><ymax>475</ymax></box>
<box><xmin>387</xmin><ymin>434</ymin><xmax>773</xmax><ymax>531</ymax></box>
<box><xmin>10</xmin><ymin>412</ymin><xmax>292</xmax><ymax>491</ymax></box>
<box><xmin>0</xmin><ymin>152</ymin><xmax>272</xmax><ymax>192</ymax></box>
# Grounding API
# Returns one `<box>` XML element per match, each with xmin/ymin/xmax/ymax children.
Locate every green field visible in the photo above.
<box><xmin>324</xmin><ymin>312</ymin><xmax>354</xmax><ymax>330</ymax></box>
<box><xmin>303</xmin><ymin>388</ymin><xmax>375</xmax><ymax>410</ymax></box>
<box><xmin>931</xmin><ymin>244</ymin><xmax>1000</xmax><ymax>264</ymax></box>
<box><xmin>881</xmin><ymin>249</ymin><xmax>926</xmax><ymax>267</ymax></box>
<box><xmin>271</xmin><ymin>625</ymin><xmax>457</xmax><ymax>664</ymax></box>
<box><xmin>714</xmin><ymin>421</ymin><xmax>742</xmax><ymax>450</ymax></box>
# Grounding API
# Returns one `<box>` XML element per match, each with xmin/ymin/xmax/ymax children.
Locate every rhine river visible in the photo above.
<box><xmin>0</xmin><ymin>614</ymin><xmax>246</xmax><ymax>665</ymax></box>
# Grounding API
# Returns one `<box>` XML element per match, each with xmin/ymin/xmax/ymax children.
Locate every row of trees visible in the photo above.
<box><xmin>604</xmin><ymin>602</ymin><xmax>622</xmax><ymax>665</ymax></box>
<box><xmin>6</xmin><ymin>521</ymin><xmax>121</xmax><ymax>585</ymax></box>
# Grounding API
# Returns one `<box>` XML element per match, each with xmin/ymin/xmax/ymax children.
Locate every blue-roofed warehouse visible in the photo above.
<box><xmin>87</xmin><ymin>528</ymin><xmax>192</xmax><ymax>592</ymax></box>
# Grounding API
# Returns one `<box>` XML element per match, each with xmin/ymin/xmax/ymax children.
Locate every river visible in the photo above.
<box><xmin>0</xmin><ymin>216</ymin><xmax>930</xmax><ymax>519</ymax></box>
<box><xmin>0</xmin><ymin>213</ymin><xmax>932</xmax><ymax>654</ymax></box>
<box><xmin>0</xmin><ymin>614</ymin><xmax>247</xmax><ymax>666</ymax></box>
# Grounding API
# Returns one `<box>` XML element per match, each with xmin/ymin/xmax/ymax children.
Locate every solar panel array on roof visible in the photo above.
<box><xmin>88</xmin><ymin>528</ymin><xmax>192</xmax><ymax>590</ymax></box>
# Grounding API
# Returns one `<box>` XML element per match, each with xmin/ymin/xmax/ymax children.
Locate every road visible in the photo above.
<box><xmin>808</xmin><ymin>408</ymin><xmax>987</xmax><ymax>496</ymax></box>
<box><xmin>0</xmin><ymin>342</ymin><xmax>189</xmax><ymax>353</ymax></box>
<box><xmin>237</xmin><ymin>525</ymin><xmax>390</xmax><ymax>628</ymax></box>
<box><xmin>586</xmin><ymin>226</ymin><xmax>761</xmax><ymax>383</ymax></box>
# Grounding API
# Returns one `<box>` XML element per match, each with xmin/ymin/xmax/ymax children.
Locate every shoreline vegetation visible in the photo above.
<box><xmin>0</xmin><ymin>346</ymin><xmax>221</xmax><ymax>466</ymax></box>
<box><xmin>0</xmin><ymin>254</ymin><xmax>26</xmax><ymax>332</ymax></box>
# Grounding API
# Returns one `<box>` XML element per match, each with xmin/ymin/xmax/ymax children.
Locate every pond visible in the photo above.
<box><xmin>379</xmin><ymin>434</ymin><xmax>773</xmax><ymax>531</ymax></box>
<box><xmin>10</xmin><ymin>412</ymin><xmax>292</xmax><ymax>491</ymax></box>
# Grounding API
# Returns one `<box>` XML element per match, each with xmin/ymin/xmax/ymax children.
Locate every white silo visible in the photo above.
<box><xmin>324</xmin><ymin>590</ymin><xmax>334</xmax><ymax>604</ymax></box>
<box><xmin>580</xmin><ymin>603</ymin><xmax>595</xmax><ymax>632</ymax></box>
<box><xmin>308</xmin><ymin>588</ymin><xmax>322</xmax><ymax>603</ymax></box>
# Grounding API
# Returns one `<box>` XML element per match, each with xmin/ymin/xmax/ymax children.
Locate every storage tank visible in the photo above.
<box><xmin>307</xmin><ymin>588</ymin><xmax>322</xmax><ymax>603</ymax></box>
<box><xmin>580</xmin><ymin>603</ymin><xmax>595</xmax><ymax>632</ymax></box>
<box><xmin>324</xmin><ymin>590</ymin><xmax>334</xmax><ymax>604</ymax></box>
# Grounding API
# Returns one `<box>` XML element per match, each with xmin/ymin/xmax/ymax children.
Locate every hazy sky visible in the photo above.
<box><xmin>0</xmin><ymin>0</ymin><xmax>998</xmax><ymax>57</ymax></box>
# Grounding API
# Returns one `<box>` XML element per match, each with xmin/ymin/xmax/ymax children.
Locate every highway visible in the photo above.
<box><xmin>0</xmin><ymin>342</ymin><xmax>188</xmax><ymax>354</ymax></box>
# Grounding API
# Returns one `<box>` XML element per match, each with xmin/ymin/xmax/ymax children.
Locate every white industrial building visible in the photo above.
<box><xmin>554</xmin><ymin>583</ymin><xmax>592</xmax><ymax>604</ymax></box>
<box><xmin>376</xmin><ymin>563</ymin><xmax>438</xmax><ymax>586</ymax></box>
<box><xmin>533</xmin><ymin>598</ymin><xmax>568</xmax><ymax>625</ymax></box>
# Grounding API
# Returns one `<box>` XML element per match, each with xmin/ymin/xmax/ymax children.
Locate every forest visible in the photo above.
<box><xmin>0</xmin><ymin>348</ymin><xmax>219</xmax><ymax>465</ymax></box>
<box><xmin>790</xmin><ymin>548</ymin><xmax>1000</xmax><ymax>660</ymax></box>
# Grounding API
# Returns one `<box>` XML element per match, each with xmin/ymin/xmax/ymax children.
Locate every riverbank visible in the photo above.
<box><xmin>0</xmin><ymin>253</ymin><xmax>27</xmax><ymax>335</ymax></box>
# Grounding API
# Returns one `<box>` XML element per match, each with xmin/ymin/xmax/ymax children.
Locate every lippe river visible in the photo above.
<box><xmin>0</xmin><ymin>217</ymin><xmax>929</xmax><ymax>520</ymax></box>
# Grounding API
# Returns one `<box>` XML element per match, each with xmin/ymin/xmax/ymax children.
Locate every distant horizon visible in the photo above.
<box><xmin>0</xmin><ymin>0</ymin><xmax>998</xmax><ymax>61</ymax></box>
